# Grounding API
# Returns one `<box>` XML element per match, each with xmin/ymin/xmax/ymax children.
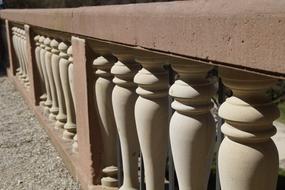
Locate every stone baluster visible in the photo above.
<box><xmin>44</xmin><ymin>37</ymin><xmax>58</xmax><ymax>120</ymax></box>
<box><xmin>67</xmin><ymin>47</ymin><xmax>78</xmax><ymax>152</ymax></box>
<box><xmin>68</xmin><ymin>47</ymin><xmax>75</xmax><ymax>106</ymax></box>
<box><xmin>16</xmin><ymin>28</ymin><xmax>27</xmax><ymax>81</ymax></box>
<box><xmin>60</xmin><ymin>45</ymin><xmax>76</xmax><ymax>140</ymax></box>
<box><xmin>20</xmin><ymin>29</ymin><xmax>30</xmax><ymax>87</ymax></box>
<box><xmin>134</xmin><ymin>55</ymin><xmax>169</xmax><ymax>190</ymax></box>
<box><xmin>55</xmin><ymin>42</ymin><xmax>68</xmax><ymax>129</ymax></box>
<box><xmin>34</xmin><ymin>35</ymin><xmax>46</xmax><ymax>105</ymax></box>
<box><xmin>218</xmin><ymin>68</ymin><xmax>279</xmax><ymax>190</ymax></box>
<box><xmin>17</xmin><ymin>29</ymin><xmax>27</xmax><ymax>81</ymax></box>
<box><xmin>111</xmin><ymin>52</ymin><xmax>140</xmax><ymax>190</ymax></box>
<box><xmin>93</xmin><ymin>54</ymin><xmax>118</xmax><ymax>187</ymax></box>
<box><xmin>50</xmin><ymin>39</ymin><xmax>64</xmax><ymax>126</ymax></box>
<box><xmin>169</xmin><ymin>60</ymin><xmax>216</xmax><ymax>190</ymax></box>
<box><xmin>12</xmin><ymin>27</ymin><xmax>23</xmax><ymax>77</ymax></box>
<box><xmin>39</xmin><ymin>36</ymin><xmax>52</xmax><ymax>113</ymax></box>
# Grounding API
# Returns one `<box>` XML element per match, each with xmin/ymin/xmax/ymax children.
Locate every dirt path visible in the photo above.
<box><xmin>0</xmin><ymin>75</ymin><xmax>80</xmax><ymax>190</ymax></box>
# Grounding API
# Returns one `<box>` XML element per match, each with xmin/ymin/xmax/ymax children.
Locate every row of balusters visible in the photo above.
<box><xmin>29</xmin><ymin>33</ymin><xmax>279</xmax><ymax>190</ymax></box>
<box><xmin>11</xmin><ymin>27</ymin><xmax>30</xmax><ymax>88</ymax></box>
<box><xmin>33</xmin><ymin>35</ymin><xmax>78</xmax><ymax>152</ymax></box>
<box><xmin>88</xmin><ymin>50</ymin><xmax>279</xmax><ymax>190</ymax></box>
<box><xmin>91</xmin><ymin>54</ymin><xmax>217</xmax><ymax>189</ymax></box>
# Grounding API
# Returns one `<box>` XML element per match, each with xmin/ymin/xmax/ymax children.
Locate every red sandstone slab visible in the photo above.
<box><xmin>72</xmin><ymin>36</ymin><xmax>103</xmax><ymax>188</ymax></box>
<box><xmin>1</xmin><ymin>0</ymin><xmax>285</xmax><ymax>76</ymax></box>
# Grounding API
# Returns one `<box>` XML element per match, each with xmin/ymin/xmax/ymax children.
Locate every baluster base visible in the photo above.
<box><xmin>101</xmin><ymin>166</ymin><xmax>118</xmax><ymax>188</ymax></box>
<box><xmin>72</xmin><ymin>134</ymin><xmax>78</xmax><ymax>153</ymax></box>
<box><xmin>39</xmin><ymin>94</ymin><xmax>47</xmax><ymax>107</ymax></box>
<box><xmin>48</xmin><ymin>108</ymin><xmax>59</xmax><ymax>121</ymax></box>
<box><xmin>62</xmin><ymin>123</ymin><xmax>76</xmax><ymax>140</ymax></box>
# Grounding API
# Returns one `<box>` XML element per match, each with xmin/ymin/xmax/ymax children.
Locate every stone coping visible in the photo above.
<box><xmin>1</xmin><ymin>0</ymin><xmax>285</xmax><ymax>77</ymax></box>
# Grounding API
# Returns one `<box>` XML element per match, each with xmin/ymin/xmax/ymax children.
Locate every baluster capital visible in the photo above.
<box><xmin>50</xmin><ymin>39</ymin><xmax>60</xmax><ymax>55</ymax></box>
<box><xmin>15</xmin><ymin>28</ymin><xmax>20</xmax><ymax>37</ymax></box>
<box><xmin>44</xmin><ymin>37</ymin><xmax>51</xmax><ymax>52</ymax></box>
<box><xmin>34</xmin><ymin>35</ymin><xmax>40</xmax><ymax>46</ymax></box>
<box><xmin>39</xmin><ymin>36</ymin><xmax>46</xmax><ymax>48</ymax></box>
<box><xmin>219</xmin><ymin>68</ymin><xmax>277</xmax><ymax>96</ymax></box>
<box><xmin>111</xmin><ymin>51</ymin><xmax>139</xmax><ymax>88</ymax></box>
<box><xmin>134</xmin><ymin>55</ymin><xmax>168</xmax><ymax>99</ymax></box>
<box><xmin>58</xmin><ymin>42</ymin><xmax>69</xmax><ymax>59</ymax></box>
<box><xmin>169</xmin><ymin>60</ymin><xmax>216</xmax><ymax>115</ymax></box>
<box><xmin>218</xmin><ymin>68</ymin><xmax>279</xmax><ymax>143</ymax></box>
<box><xmin>20</xmin><ymin>29</ymin><xmax>25</xmax><ymax>38</ymax></box>
<box><xmin>93</xmin><ymin>55</ymin><xmax>116</xmax><ymax>78</ymax></box>
<box><xmin>12</xmin><ymin>27</ymin><xmax>17</xmax><ymax>36</ymax></box>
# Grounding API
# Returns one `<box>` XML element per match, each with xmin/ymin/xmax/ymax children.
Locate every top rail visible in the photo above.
<box><xmin>1</xmin><ymin>0</ymin><xmax>285</xmax><ymax>78</ymax></box>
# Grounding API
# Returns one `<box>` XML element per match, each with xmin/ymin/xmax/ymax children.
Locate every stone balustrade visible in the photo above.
<box><xmin>1</xmin><ymin>2</ymin><xmax>285</xmax><ymax>190</ymax></box>
<box><xmin>11</xmin><ymin>26</ymin><xmax>30</xmax><ymax>88</ymax></box>
<box><xmin>31</xmin><ymin>33</ymin><xmax>78</xmax><ymax>148</ymax></box>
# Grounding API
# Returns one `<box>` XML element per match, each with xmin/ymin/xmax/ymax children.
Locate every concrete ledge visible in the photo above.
<box><xmin>1</xmin><ymin>0</ymin><xmax>285</xmax><ymax>76</ymax></box>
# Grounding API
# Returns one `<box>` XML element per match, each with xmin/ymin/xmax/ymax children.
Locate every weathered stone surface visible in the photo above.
<box><xmin>1</xmin><ymin>0</ymin><xmax>285</xmax><ymax>76</ymax></box>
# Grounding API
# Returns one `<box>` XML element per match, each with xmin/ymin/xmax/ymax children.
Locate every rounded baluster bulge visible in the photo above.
<box><xmin>218</xmin><ymin>68</ymin><xmax>279</xmax><ymax>190</ymax></box>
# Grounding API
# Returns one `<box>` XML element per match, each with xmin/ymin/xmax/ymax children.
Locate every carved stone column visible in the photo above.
<box><xmin>111</xmin><ymin>52</ymin><xmax>140</xmax><ymax>190</ymax></box>
<box><xmin>20</xmin><ymin>29</ymin><xmax>30</xmax><ymax>87</ymax></box>
<box><xmin>67</xmin><ymin>47</ymin><xmax>78</xmax><ymax>152</ymax></box>
<box><xmin>17</xmin><ymin>28</ymin><xmax>27</xmax><ymax>81</ymax></box>
<box><xmin>7</xmin><ymin>22</ymin><xmax>19</xmax><ymax>76</ymax></box>
<box><xmin>55</xmin><ymin>42</ymin><xmax>68</xmax><ymax>129</ymax></box>
<box><xmin>60</xmin><ymin>45</ymin><xmax>76</xmax><ymax>140</ymax></box>
<box><xmin>51</xmin><ymin>39</ymin><xmax>64</xmax><ymax>128</ymax></box>
<box><xmin>12</xmin><ymin>27</ymin><xmax>23</xmax><ymax>77</ymax></box>
<box><xmin>169</xmin><ymin>60</ymin><xmax>216</xmax><ymax>190</ymax></box>
<box><xmin>44</xmin><ymin>37</ymin><xmax>58</xmax><ymax>120</ymax></box>
<box><xmin>68</xmin><ymin>47</ymin><xmax>75</xmax><ymax>113</ymax></box>
<box><xmin>218</xmin><ymin>68</ymin><xmax>279</xmax><ymax>190</ymax></box>
<box><xmin>93</xmin><ymin>54</ymin><xmax>118</xmax><ymax>187</ymax></box>
<box><xmin>39</xmin><ymin>36</ymin><xmax>52</xmax><ymax>113</ymax></box>
<box><xmin>34</xmin><ymin>35</ymin><xmax>46</xmax><ymax>104</ymax></box>
<box><xmin>134</xmin><ymin>55</ymin><xmax>169</xmax><ymax>190</ymax></box>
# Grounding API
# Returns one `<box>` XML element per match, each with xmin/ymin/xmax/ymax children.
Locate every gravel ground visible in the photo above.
<box><xmin>0</xmin><ymin>75</ymin><xmax>80</xmax><ymax>190</ymax></box>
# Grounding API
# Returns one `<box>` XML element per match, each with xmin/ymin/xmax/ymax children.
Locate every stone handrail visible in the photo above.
<box><xmin>1</xmin><ymin>0</ymin><xmax>285</xmax><ymax>78</ymax></box>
